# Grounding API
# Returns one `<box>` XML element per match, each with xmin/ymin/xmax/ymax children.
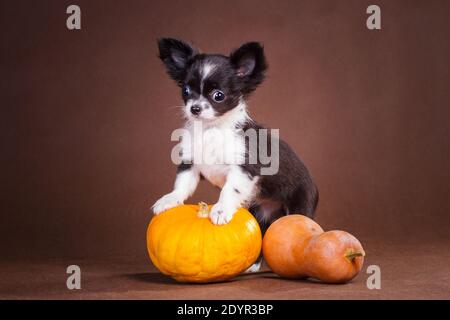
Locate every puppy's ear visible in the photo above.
<box><xmin>158</xmin><ymin>38</ymin><xmax>197</xmax><ymax>85</ymax></box>
<box><xmin>230</xmin><ymin>42</ymin><xmax>267</xmax><ymax>95</ymax></box>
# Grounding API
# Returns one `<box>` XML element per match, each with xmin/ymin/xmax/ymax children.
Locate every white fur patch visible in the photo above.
<box><xmin>152</xmin><ymin>192</ymin><xmax>184</xmax><ymax>214</ymax></box>
<box><xmin>173</xmin><ymin>169</ymin><xmax>200</xmax><ymax>199</ymax></box>
<box><xmin>185</xmin><ymin>97</ymin><xmax>215</xmax><ymax>120</ymax></box>
<box><xmin>201</xmin><ymin>62</ymin><xmax>216</xmax><ymax>80</ymax></box>
<box><xmin>181</xmin><ymin>101</ymin><xmax>249</xmax><ymax>188</ymax></box>
<box><xmin>156</xmin><ymin>100</ymin><xmax>257</xmax><ymax>224</ymax></box>
<box><xmin>244</xmin><ymin>260</ymin><xmax>262</xmax><ymax>273</ymax></box>
<box><xmin>209</xmin><ymin>166</ymin><xmax>259</xmax><ymax>222</ymax></box>
<box><xmin>152</xmin><ymin>169</ymin><xmax>200</xmax><ymax>214</ymax></box>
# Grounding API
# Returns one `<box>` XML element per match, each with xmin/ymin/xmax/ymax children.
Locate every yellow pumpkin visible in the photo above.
<box><xmin>147</xmin><ymin>202</ymin><xmax>262</xmax><ymax>283</ymax></box>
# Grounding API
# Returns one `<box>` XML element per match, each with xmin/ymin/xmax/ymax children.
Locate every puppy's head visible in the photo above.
<box><xmin>158</xmin><ymin>38</ymin><xmax>267</xmax><ymax>121</ymax></box>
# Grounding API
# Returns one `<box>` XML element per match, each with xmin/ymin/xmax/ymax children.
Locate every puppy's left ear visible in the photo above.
<box><xmin>158</xmin><ymin>38</ymin><xmax>198</xmax><ymax>85</ymax></box>
<box><xmin>230</xmin><ymin>42</ymin><xmax>267</xmax><ymax>95</ymax></box>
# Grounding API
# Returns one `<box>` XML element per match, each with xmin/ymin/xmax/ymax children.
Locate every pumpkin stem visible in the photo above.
<box><xmin>345</xmin><ymin>249</ymin><xmax>365</xmax><ymax>261</ymax></box>
<box><xmin>198</xmin><ymin>202</ymin><xmax>210</xmax><ymax>218</ymax></box>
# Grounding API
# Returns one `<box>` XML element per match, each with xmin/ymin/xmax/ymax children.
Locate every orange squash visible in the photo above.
<box><xmin>147</xmin><ymin>202</ymin><xmax>262</xmax><ymax>283</ymax></box>
<box><xmin>263</xmin><ymin>215</ymin><xmax>365</xmax><ymax>283</ymax></box>
<box><xmin>262</xmin><ymin>215</ymin><xmax>324</xmax><ymax>278</ymax></box>
<box><xmin>301</xmin><ymin>230</ymin><xmax>365</xmax><ymax>283</ymax></box>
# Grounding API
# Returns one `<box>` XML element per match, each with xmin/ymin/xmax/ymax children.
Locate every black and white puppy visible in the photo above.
<box><xmin>152</xmin><ymin>38</ymin><xmax>318</xmax><ymax>265</ymax></box>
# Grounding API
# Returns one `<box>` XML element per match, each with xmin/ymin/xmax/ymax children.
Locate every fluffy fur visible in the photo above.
<box><xmin>152</xmin><ymin>38</ymin><xmax>319</xmax><ymax>270</ymax></box>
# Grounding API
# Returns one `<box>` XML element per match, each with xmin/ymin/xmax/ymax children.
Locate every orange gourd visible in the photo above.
<box><xmin>301</xmin><ymin>230</ymin><xmax>365</xmax><ymax>283</ymax></box>
<box><xmin>263</xmin><ymin>215</ymin><xmax>365</xmax><ymax>283</ymax></box>
<box><xmin>262</xmin><ymin>215</ymin><xmax>324</xmax><ymax>278</ymax></box>
<box><xmin>147</xmin><ymin>202</ymin><xmax>262</xmax><ymax>283</ymax></box>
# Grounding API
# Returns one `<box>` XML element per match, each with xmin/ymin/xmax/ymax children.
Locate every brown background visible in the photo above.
<box><xmin>1</xmin><ymin>0</ymin><xmax>450</xmax><ymax>264</ymax></box>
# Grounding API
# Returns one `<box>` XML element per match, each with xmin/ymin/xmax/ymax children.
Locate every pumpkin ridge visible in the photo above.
<box><xmin>146</xmin><ymin>220</ymin><xmax>160</xmax><ymax>270</ymax></box>
<box><xmin>229</xmin><ymin>219</ymin><xmax>247</xmax><ymax>272</ymax></box>
<box><xmin>171</xmin><ymin>208</ymin><xmax>198</xmax><ymax>275</ymax></box>
<box><xmin>218</xmin><ymin>223</ymin><xmax>238</xmax><ymax>277</ymax></box>
<box><xmin>150</xmin><ymin>213</ymin><xmax>175</xmax><ymax>271</ymax></box>
<box><xmin>173</xmin><ymin>209</ymin><xmax>204</xmax><ymax>276</ymax></box>
<box><xmin>198</xmin><ymin>215</ymin><xmax>208</xmax><ymax>278</ymax></box>
<box><xmin>158</xmin><ymin>206</ymin><xmax>194</xmax><ymax>273</ymax></box>
<box><xmin>153</xmin><ymin>209</ymin><xmax>177</xmax><ymax>260</ymax></box>
<box><xmin>221</xmin><ymin>226</ymin><xmax>236</xmax><ymax>276</ymax></box>
<box><xmin>206</xmin><ymin>219</ymin><xmax>220</xmax><ymax>277</ymax></box>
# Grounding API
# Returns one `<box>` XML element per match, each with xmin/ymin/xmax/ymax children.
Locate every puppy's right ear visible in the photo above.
<box><xmin>158</xmin><ymin>38</ymin><xmax>197</xmax><ymax>85</ymax></box>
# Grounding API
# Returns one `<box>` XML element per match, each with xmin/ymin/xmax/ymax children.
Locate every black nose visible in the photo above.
<box><xmin>190</xmin><ymin>104</ymin><xmax>201</xmax><ymax>115</ymax></box>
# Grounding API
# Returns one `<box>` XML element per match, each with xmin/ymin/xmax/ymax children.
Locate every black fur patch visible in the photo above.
<box><xmin>238</xmin><ymin>120</ymin><xmax>319</xmax><ymax>221</ymax></box>
<box><xmin>184</xmin><ymin>55</ymin><xmax>242</xmax><ymax>116</ymax></box>
<box><xmin>230</xmin><ymin>42</ymin><xmax>267</xmax><ymax>96</ymax></box>
<box><xmin>176</xmin><ymin>162</ymin><xmax>192</xmax><ymax>173</ymax></box>
<box><xmin>158</xmin><ymin>38</ymin><xmax>197</xmax><ymax>86</ymax></box>
<box><xmin>158</xmin><ymin>38</ymin><xmax>267</xmax><ymax>116</ymax></box>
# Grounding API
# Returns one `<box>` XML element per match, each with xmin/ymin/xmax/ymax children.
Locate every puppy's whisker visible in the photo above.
<box><xmin>168</xmin><ymin>105</ymin><xmax>185</xmax><ymax>110</ymax></box>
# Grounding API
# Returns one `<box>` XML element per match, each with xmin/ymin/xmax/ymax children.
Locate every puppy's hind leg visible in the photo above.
<box><xmin>250</xmin><ymin>200</ymin><xmax>286</xmax><ymax>236</ymax></box>
<box><xmin>286</xmin><ymin>184</ymin><xmax>319</xmax><ymax>218</ymax></box>
<box><xmin>244</xmin><ymin>201</ymin><xmax>285</xmax><ymax>273</ymax></box>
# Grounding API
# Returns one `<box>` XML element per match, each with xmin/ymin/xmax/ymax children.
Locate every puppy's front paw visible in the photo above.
<box><xmin>210</xmin><ymin>203</ymin><xmax>236</xmax><ymax>225</ymax></box>
<box><xmin>152</xmin><ymin>192</ymin><xmax>183</xmax><ymax>214</ymax></box>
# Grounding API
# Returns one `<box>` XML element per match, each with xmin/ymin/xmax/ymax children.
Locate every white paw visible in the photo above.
<box><xmin>209</xmin><ymin>202</ymin><xmax>236</xmax><ymax>225</ymax></box>
<box><xmin>244</xmin><ymin>260</ymin><xmax>262</xmax><ymax>273</ymax></box>
<box><xmin>152</xmin><ymin>192</ymin><xmax>184</xmax><ymax>214</ymax></box>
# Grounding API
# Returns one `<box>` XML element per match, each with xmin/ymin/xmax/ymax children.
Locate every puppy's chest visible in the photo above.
<box><xmin>182</xmin><ymin>126</ymin><xmax>245</xmax><ymax>187</ymax></box>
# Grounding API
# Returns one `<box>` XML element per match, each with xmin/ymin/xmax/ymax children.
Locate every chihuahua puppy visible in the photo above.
<box><xmin>152</xmin><ymin>38</ymin><xmax>318</xmax><ymax>269</ymax></box>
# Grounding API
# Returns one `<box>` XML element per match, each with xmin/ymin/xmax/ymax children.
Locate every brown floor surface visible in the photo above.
<box><xmin>1</xmin><ymin>241</ymin><xmax>449</xmax><ymax>300</ymax></box>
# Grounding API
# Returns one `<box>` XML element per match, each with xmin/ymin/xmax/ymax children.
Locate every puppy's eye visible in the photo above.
<box><xmin>182</xmin><ymin>85</ymin><xmax>190</xmax><ymax>97</ymax></box>
<box><xmin>211</xmin><ymin>90</ymin><xmax>225</xmax><ymax>102</ymax></box>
